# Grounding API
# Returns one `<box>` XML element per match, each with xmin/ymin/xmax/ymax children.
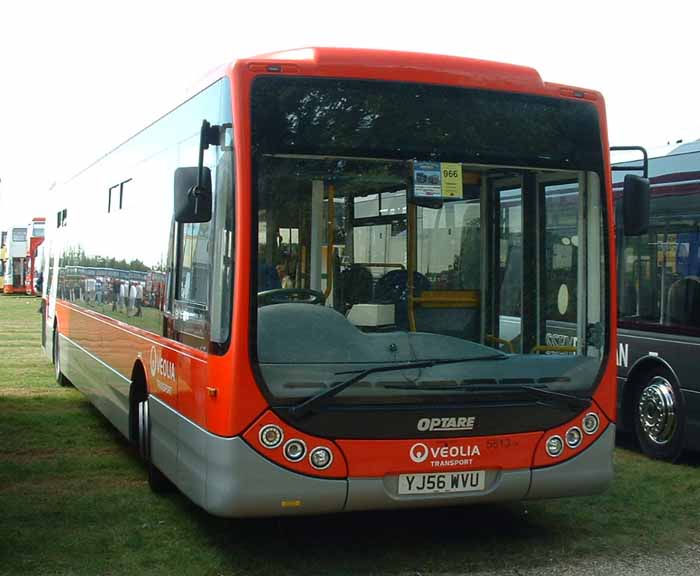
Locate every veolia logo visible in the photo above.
<box><xmin>409</xmin><ymin>442</ymin><xmax>429</xmax><ymax>463</ymax></box>
<box><xmin>149</xmin><ymin>346</ymin><xmax>158</xmax><ymax>377</ymax></box>
<box><xmin>149</xmin><ymin>346</ymin><xmax>176</xmax><ymax>381</ymax></box>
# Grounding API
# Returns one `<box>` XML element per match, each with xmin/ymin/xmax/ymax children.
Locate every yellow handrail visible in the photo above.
<box><xmin>485</xmin><ymin>334</ymin><xmax>515</xmax><ymax>354</ymax></box>
<box><xmin>530</xmin><ymin>345</ymin><xmax>576</xmax><ymax>354</ymax></box>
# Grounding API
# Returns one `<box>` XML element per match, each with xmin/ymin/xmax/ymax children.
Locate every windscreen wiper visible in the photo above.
<box><xmin>289</xmin><ymin>354</ymin><xmax>507</xmax><ymax>419</ymax></box>
<box><xmin>383</xmin><ymin>382</ymin><xmax>591</xmax><ymax>412</ymax></box>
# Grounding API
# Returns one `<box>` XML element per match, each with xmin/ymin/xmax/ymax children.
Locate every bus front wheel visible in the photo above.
<box><xmin>137</xmin><ymin>398</ymin><xmax>171</xmax><ymax>493</ymax></box>
<box><xmin>53</xmin><ymin>331</ymin><xmax>70</xmax><ymax>387</ymax></box>
<box><xmin>633</xmin><ymin>366</ymin><xmax>686</xmax><ymax>461</ymax></box>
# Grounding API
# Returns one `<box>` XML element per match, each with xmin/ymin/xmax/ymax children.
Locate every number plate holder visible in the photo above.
<box><xmin>397</xmin><ymin>470</ymin><xmax>486</xmax><ymax>495</ymax></box>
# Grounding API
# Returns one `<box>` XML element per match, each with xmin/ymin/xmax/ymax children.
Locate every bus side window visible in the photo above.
<box><xmin>173</xmin><ymin>220</ymin><xmax>211</xmax><ymax>343</ymax></box>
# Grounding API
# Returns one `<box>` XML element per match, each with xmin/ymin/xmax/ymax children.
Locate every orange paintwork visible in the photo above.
<box><xmin>243</xmin><ymin>410</ymin><xmax>348</xmax><ymax>479</ymax></box>
<box><xmin>531</xmin><ymin>402</ymin><xmax>609</xmax><ymax>467</ymax></box>
<box><xmin>337</xmin><ymin>432</ymin><xmax>544</xmax><ymax>477</ymax></box>
<box><xmin>55</xmin><ymin>47</ymin><xmax>618</xmax><ymax>478</ymax></box>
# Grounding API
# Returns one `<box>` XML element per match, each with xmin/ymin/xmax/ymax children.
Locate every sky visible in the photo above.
<box><xmin>1</xmin><ymin>0</ymin><xmax>698</xmax><ymax>231</ymax></box>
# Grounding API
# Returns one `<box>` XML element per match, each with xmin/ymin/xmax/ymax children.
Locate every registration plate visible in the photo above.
<box><xmin>398</xmin><ymin>470</ymin><xmax>486</xmax><ymax>495</ymax></box>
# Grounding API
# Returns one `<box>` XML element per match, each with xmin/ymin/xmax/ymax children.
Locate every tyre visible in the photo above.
<box><xmin>53</xmin><ymin>330</ymin><xmax>70</xmax><ymax>387</ymax></box>
<box><xmin>633</xmin><ymin>366</ymin><xmax>686</xmax><ymax>461</ymax></box>
<box><xmin>137</xmin><ymin>397</ymin><xmax>171</xmax><ymax>493</ymax></box>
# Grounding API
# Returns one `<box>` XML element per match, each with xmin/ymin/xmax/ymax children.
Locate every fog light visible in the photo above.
<box><xmin>284</xmin><ymin>439</ymin><xmax>306</xmax><ymax>462</ymax></box>
<box><xmin>309</xmin><ymin>447</ymin><xmax>333</xmax><ymax>470</ymax></box>
<box><xmin>582</xmin><ymin>412</ymin><xmax>600</xmax><ymax>435</ymax></box>
<box><xmin>565</xmin><ymin>426</ymin><xmax>583</xmax><ymax>448</ymax></box>
<box><xmin>546</xmin><ymin>435</ymin><xmax>564</xmax><ymax>457</ymax></box>
<box><xmin>259</xmin><ymin>425</ymin><xmax>283</xmax><ymax>449</ymax></box>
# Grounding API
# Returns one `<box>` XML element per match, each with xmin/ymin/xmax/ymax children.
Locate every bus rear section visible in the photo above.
<box><xmin>49</xmin><ymin>48</ymin><xmax>619</xmax><ymax>517</ymax></box>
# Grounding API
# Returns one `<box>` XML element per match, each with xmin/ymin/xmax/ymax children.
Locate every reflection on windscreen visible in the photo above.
<box><xmin>254</xmin><ymin>155</ymin><xmax>604</xmax><ymax>399</ymax></box>
<box><xmin>250</xmin><ymin>77</ymin><xmax>606</xmax><ymax>402</ymax></box>
<box><xmin>257</xmin><ymin>157</ymin><xmax>483</xmax><ymax>336</ymax></box>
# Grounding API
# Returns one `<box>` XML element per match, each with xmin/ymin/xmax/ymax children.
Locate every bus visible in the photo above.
<box><xmin>0</xmin><ymin>230</ymin><xmax>6</xmax><ymax>291</ymax></box>
<box><xmin>3</xmin><ymin>225</ymin><xmax>28</xmax><ymax>294</ymax></box>
<box><xmin>614</xmin><ymin>143</ymin><xmax>700</xmax><ymax>461</ymax></box>
<box><xmin>25</xmin><ymin>217</ymin><xmax>46</xmax><ymax>295</ymax></box>
<box><xmin>42</xmin><ymin>47</ymin><xmax>648</xmax><ymax>517</ymax></box>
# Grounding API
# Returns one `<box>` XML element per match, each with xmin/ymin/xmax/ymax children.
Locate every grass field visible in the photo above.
<box><xmin>1</xmin><ymin>295</ymin><xmax>699</xmax><ymax>575</ymax></box>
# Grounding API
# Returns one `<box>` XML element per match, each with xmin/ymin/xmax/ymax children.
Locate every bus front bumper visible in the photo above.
<box><xmin>150</xmin><ymin>397</ymin><xmax>615</xmax><ymax>517</ymax></box>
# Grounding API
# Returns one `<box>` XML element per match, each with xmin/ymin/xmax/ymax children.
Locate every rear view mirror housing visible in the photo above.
<box><xmin>623</xmin><ymin>174</ymin><xmax>650</xmax><ymax>236</ymax></box>
<box><xmin>174</xmin><ymin>167</ymin><xmax>212</xmax><ymax>223</ymax></box>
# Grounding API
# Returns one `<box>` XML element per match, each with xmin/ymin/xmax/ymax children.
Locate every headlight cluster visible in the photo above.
<box><xmin>545</xmin><ymin>412</ymin><xmax>600</xmax><ymax>458</ymax></box>
<box><xmin>259</xmin><ymin>424</ymin><xmax>333</xmax><ymax>470</ymax></box>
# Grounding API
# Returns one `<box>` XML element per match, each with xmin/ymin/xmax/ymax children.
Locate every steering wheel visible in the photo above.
<box><xmin>258</xmin><ymin>288</ymin><xmax>326</xmax><ymax>307</ymax></box>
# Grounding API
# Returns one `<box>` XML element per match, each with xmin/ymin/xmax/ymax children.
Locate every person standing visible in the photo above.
<box><xmin>112</xmin><ymin>279</ymin><xmax>119</xmax><ymax>311</ymax></box>
<box><xmin>128</xmin><ymin>282</ymin><xmax>137</xmax><ymax>316</ymax></box>
<box><xmin>135</xmin><ymin>282</ymin><xmax>143</xmax><ymax>317</ymax></box>
<box><xmin>119</xmin><ymin>280</ymin><xmax>127</xmax><ymax>313</ymax></box>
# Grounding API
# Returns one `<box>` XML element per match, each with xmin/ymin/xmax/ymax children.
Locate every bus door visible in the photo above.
<box><xmin>483</xmin><ymin>171</ymin><xmax>585</xmax><ymax>355</ymax></box>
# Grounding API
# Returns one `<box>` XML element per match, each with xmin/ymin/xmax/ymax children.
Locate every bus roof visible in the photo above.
<box><xmin>60</xmin><ymin>47</ymin><xmax>600</xmax><ymax>188</ymax></box>
<box><xmin>242</xmin><ymin>46</ymin><xmax>544</xmax><ymax>88</ymax></box>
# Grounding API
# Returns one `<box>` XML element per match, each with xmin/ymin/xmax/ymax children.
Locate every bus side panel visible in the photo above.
<box><xmin>57</xmin><ymin>302</ymin><xmax>130</xmax><ymax>439</ymax></box>
<box><xmin>618</xmin><ymin>328</ymin><xmax>700</xmax><ymax>449</ymax></box>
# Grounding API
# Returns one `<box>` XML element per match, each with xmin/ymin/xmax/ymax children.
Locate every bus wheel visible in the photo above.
<box><xmin>137</xmin><ymin>398</ymin><xmax>171</xmax><ymax>493</ymax></box>
<box><xmin>634</xmin><ymin>367</ymin><xmax>686</xmax><ymax>461</ymax></box>
<box><xmin>53</xmin><ymin>331</ymin><xmax>70</xmax><ymax>387</ymax></box>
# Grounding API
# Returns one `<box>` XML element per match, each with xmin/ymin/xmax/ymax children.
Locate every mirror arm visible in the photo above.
<box><xmin>189</xmin><ymin>120</ymin><xmax>221</xmax><ymax>214</ymax></box>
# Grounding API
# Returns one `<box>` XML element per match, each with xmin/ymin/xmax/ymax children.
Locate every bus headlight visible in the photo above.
<box><xmin>309</xmin><ymin>447</ymin><xmax>333</xmax><ymax>470</ymax></box>
<box><xmin>565</xmin><ymin>426</ymin><xmax>583</xmax><ymax>448</ymax></box>
<box><xmin>284</xmin><ymin>439</ymin><xmax>306</xmax><ymax>462</ymax></box>
<box><xmin>546</xmin><ymin>435</ymin><xmax>564</xmax><ymax>457</ymax></box>
<box><xmin>259</xmin><ymin>425</ymin><xmax>283</xmax><ymax>449</ymax></box>
<box><xmin>582</xmin><ymin>412</ymin><xmax>600</xmax><ymax>435</ymax></box>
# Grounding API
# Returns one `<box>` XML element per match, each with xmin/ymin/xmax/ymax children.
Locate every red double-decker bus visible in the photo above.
<box><xmin>43</xmin><ymin>48</ymin><xmax>648</xmax><ymax>517</ymax></box>
<box><xmin>25</xmin><ymin>217</ymin><xmax>46</xmax><ymax>295</ymax></box>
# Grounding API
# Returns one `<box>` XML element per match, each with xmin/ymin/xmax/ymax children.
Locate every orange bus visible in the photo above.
<box><xmin>43</xmin><ymin>47</ymin><xmax>648</xmax><ymax>517</ymax></box>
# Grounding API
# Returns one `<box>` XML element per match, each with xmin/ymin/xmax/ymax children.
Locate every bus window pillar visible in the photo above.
<box><xmin>586</xmin><ymin>172</ymin><xmax>602</xmax><ymax>356</ymax></box>
<box><xmin>576</xmin><ymin>172</ymin><xmax>589</xmax><ymax>354</ymax></box>
<box><xmin>481</xmin><ymin>177</ymin><xmax>500</xmax><ymax>346</ymax></box>
<box><xmin>310</xmin><ymin>180</ymin><xmax>324</xmax><ymax>292</ymax></box>
<box><xmin>521</xmin><ymin>173</ymin><xmax>543</xmax><ymax>353</ymax></box>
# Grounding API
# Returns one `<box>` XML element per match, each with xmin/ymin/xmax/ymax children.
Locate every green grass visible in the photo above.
<box><xmin>1</xmin><ymin>294</ymin><xmax>699</xmax><ymax>575</ymax></box>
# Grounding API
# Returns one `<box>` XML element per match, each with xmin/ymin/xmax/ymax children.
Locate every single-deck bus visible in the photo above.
<box><xmin>42</xmin><ymin>48</ymin><xmax>648</xmax><ymax>517</ymax></box>
<box><xmin>613</xmin><ymin>143</ymin><xmax>700</xmax><ymax>460</ymax></box>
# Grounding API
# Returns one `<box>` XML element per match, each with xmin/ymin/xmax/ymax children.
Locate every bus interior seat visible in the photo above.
<box><xmin>374</xmin><ymin>269</ymin><xmax>431</xmax><ymax>330</ymax></box>
<box><xmin>667</xmin><ymin>276</ymin><xmax>700</xmax><ymax>326</ymax></box>
<box><xmin>258</xmin><ymin>263</ymin><xmax>281</xmax><ymax>292</ymax></box>
<box><xmin>339</xmin><ymin>264</ymin><xmax>374</xmax><ymax>312</ymax></box>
